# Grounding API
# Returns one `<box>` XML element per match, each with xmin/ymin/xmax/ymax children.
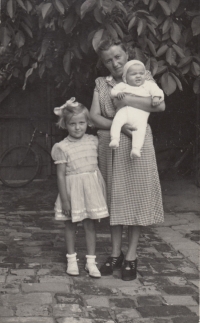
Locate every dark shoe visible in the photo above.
<box><xmin>121</xmin><ymin>259</ymin><xmax>137</xmax><ymax>281</ymax></box>
<box><xmin>100</xmin><ymin>251</ymin><xmax>124</xmax><ymax>276</ymax></box>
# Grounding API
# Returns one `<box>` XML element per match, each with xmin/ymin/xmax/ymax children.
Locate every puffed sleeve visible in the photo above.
<box><xmin>91</xmin><ymin>135</ymin><xmax>98</xmax><ymax>147</ymax></box>
<box><xmin>94</xmin><ymin>77</ymin><xmax>102</xmax><ymax>92</ymax></box>
<box><xmin>51</xmin><ymin>143</ymin><xmax>67</xmax><ymax>164</ymax></box>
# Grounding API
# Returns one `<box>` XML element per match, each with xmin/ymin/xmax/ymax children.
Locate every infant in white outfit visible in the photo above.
<box><xmin>110</xmin><ymin>60</ymin><xmax>164</xmax><ymax>158</ymax></box>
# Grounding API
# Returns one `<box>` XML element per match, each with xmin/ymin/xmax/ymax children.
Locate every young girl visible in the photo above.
<box><xmin>51</xmin><ymin>97</ymin><xmax>109</xmax><ymax>278</ymax></box>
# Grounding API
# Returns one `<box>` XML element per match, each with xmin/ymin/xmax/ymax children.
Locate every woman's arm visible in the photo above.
<box><xmin>90</xmin><ymin>91</ymin><xmax>112</xmax><ymax>130</ymax></box>
<box><xmin>114</xmin><ymin>94</ymin><xmax>165</xmax><ymax>112</ymax></box>
<box><xmin>57</xmin><ymin>164</ymin><xmax>70</xmax><ymax>213</ymax></box>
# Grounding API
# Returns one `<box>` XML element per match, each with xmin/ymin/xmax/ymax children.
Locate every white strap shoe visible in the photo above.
<box><xmin>85</xmin><ymin>255</ymin><xmax>101</xmax><ymax>278</ymax></box>
<box><xmin>66</xmin><ymin>253</ymin><xmax>79</xmax><ymax>276</ymax></box>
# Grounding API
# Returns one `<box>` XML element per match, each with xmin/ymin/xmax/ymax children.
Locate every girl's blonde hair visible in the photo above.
<box><xmin>57</xmin><ymin>102</ymin><xmax>92</xmax><ymax>129</ymax></box>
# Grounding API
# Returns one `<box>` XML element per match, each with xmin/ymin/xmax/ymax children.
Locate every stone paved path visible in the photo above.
<box><xmin>0</xmin><ymin>178</ymin><xmax>199</xmax><ymax>323</ymax></box>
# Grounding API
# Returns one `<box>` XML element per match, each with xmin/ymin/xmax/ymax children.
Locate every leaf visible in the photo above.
<box><xmin>16</xmin><ymin>0</ymin><xmax>27</xmax><ymax>11</ymax></box>
<box><xmin>0</xmin><ymin>27</ymin><xmax>11</xmax><ymax>47</ymax></box>
<box><xmin>162</xmin><ymin>31</ymin><xmax>170</xmax><ymax>41</ymax></box>
<box><xmin>134</xmin><ymin>47</ymin><xmax>146</xmax><ymax>62</ymax></box>
<box><xmin>170</xmin><ymin>22</ymin><xmax>181</xmax><ymax>44</ymax></box>
<box><xmin>39</xmin><ymin>62</ymin><xmax>45</xmax><ymax>78</ymax></box>
<box><xmin>137</xmin><ymin>19</ymin><xmax>145</xmax><ymax>36</ymax></box>
<box><xmin>38</xmin><ymin>39</ymin><xmax>50</xmax><ymax>61</ymax></box>
<box><xmin>106</xmin><ymin>23</ymin><xmax>118</xmax><ymax>40</ymax></box>
<box><xmin>63</xmin><ymin>12</ymin><xmax>77</xmax><ymax>34</ymax></box>
<box><xmin>191</xmin><ymin>16</ymin><xmax>200</xmax><ymax>36</ymax></box>
<box><xmin>156</xmin><ymin>65</ymin><xmax>167</xmax><ymax>74</ymax></box>
<box><xmin>22</xmin><ymin>67</ymin><xmax>33</xmax><ymax>90</ymax></box>
<box><xmin>180</xmin><ymin>64</ymin><xmax>190</xmax><ymax>74</ymax></box>
<box><xmin>191</xmin><ymin>62</ymin><xmax>200</xmax><ymax>76</ymax></box>
<box><xmin>161</xmin><ymin>72</ymin><xmax>177</xmax><ymax>95</ymax></box>
<box><xmin>169</xmin><ymin>72</ymin><xmax>182</xmax><ymax>90</ymax></box>
<box><xmin>162</xmin><ymin>17</ymin><xmax>171</xmax><ymax>34</ymax></box>
<box><xmin>169</xmin><ymin>0</ymin><xmax>180</xmax><ymax>14</ymax></box>
<box><xmin>178</xmin><ymin>56</ymin><xmax>193</xmax><ymax>68</ymax></box>
<box><xmin>143</xmin><ymin>0</ymin><xmax>150</xmax><ymax>5</ymax></box>
<box><xmin>193</xmin><ymin>77</ymin><xmax>200</xmax><ymax>94</ymax></box>
<box><xmin>147</xmin><ymin>39</ymin><xmax>157</xmax><ymax>56</ymax></box>
<box><xmin>80</xmin><ymin>0</ymin><xmax>96</xmax><ymax>19</ymax></box>
<box><xmin>22</xmin><ymin>54</ymin><xmax>29</xmax><ymax>67</ymax></box>
<box><xmin>73</xmin><ymin>46</ymin><xmax>83</xmax><ymax>59</ymax></box>
<box><xmin>146</xmin><ymin>15</ymin><xmax>158</xmax><ymax>27</ymax></box>
<box><xmin>166</xmin><ymin>47</ymin><xmax>176</xmax><ymax>65</ymax></box>
<box><xmin>63</xmin><ymin>51</ymin><xmax>71</xmax><ymax>75</ymax></box>
<box><xmin>26</xmin><ymin>0</ymin><xmax>32</xmax><ymax>13</ymax></box>
<box><xmin>147</xmin><ymin>23</ymin><xmax>156</xmax><ymax>35</ymax></box>
<box><xmin>146</xmin><ymin>57</ymin><xmax>158</xmax><ymax>76</ymax></box>
<box><xmin>172</xmin><ymin>44</ymin><xmax>185</xmax><ymax>58</ymax></box>
<box><xmin>94</xmin><ymin>7</ymin><xmax>102</xmax><ymax>23</ymax></box>
<box><xmin>101</xmin><ymin>0</ymin><xmax>115</xmax><ymax>14</ymax></box>
<box><xmin>158</xmin><ymin>1</ymin><xmax>171</xmax><ymax>16</ymax></box>
<box><xmin>128</xmin><ymin>16</ymin><xmax>137</xmax><ymax>31</ymax></box>
<box><xmin>157</xmin><ymin>44</ymin><xmax>168</xmax><ymax>56</ymax></box>
<box><xmin>41</xmin><ymin>3</ymin><xmax>52</xmax><ymax>19</ymax></box>
<box><xmin>15</xmin><ymin>31</ymin><xmax>25</xmax><ymax>48</ymax></box>
<box><xmin>7</xmin><ymin>0</ymin><xmax>15</xmax><ymax>19</ymax></box>
<box><xmin>149</xmin><ymin>0</ymin><xmax>158</xmax><ymax>12</ymax></box>
<box><xmin>115</xmin><ymin>1</ymin><xmax>127</xmax><ymax>15</ymax></box>
<box><xmin>113</xmin><ymin>23</ymin><xmax>124</xmax><ymax>39</ymax></box>
<box><xmin>92</xmin><ymin>29</ymin><xmax>104</xmax><ymax>52</ymax></box>
<box><xmin>53</xmin><ymin>0</ymin><xmax>65</xmax><ymax>15</ymax></box>
<box><xmin>20</xmin><ymin>22</ymin><xmax>33</xmax><ymax>38</ymax></box>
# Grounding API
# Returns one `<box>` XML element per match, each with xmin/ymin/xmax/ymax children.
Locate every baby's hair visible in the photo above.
<box><xmin>57</xmin><ymin>103</ymin><xmax>92</xmax><ymax>129</ymax></box>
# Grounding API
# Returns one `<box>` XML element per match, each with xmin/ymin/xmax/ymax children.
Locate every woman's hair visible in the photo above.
<box><xmin>96</xmin><ymin>38</ymin><xmax>127</xmax><ymax>57</ymax></box>
<box><xmin>57</xmin><ymin>103</ymin><xmax>92</xmax><ymax>129</ymax></box>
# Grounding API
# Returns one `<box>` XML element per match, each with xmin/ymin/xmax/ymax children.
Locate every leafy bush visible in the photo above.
<box><xmin>0</xmin><ymin>0</ymin><xmax>199</xmax><ymax>100</ymax></box>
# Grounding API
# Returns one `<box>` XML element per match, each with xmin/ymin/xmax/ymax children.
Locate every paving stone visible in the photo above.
<box><xmin>109</xmin><ymin>297</ymin><xmax>137</xmax><ymax>308</ymax></box>
<box><xmin>0</xmin><ymin>318</ymin><xmax>54</xmax><ymax>323</ymax></box>
<box><xmin>137</xmin><ymin>296</ymin><xmax>163</xmax><ymax>306</ymax></box>
<box><xmin>57</xmin><ymin>319</ymin><xmax>109</xmax><ymax>323</ymax></box>
<box><xmin>163</xmin><ymin>295</ymin><xmax>198</xmax><ymax>306</ymax></box>
<box><xmin>167</xmin><ymin>276</ymin><xmax>188</xmax><ymax>286</ymax></box>
<box><xmin>189</xmin><ymin>280</ymin><xmax>199</xmax><ymax>288</ymax></box>
<box><xmin>115</xmin><ymin>308</ymin><xmax>140</xmax><ymax>321</ymax></box>
<box><xmin>0</xmin><ymin>292</ymin><xmax>52</xmax><ymax>305</ymax></box>
<box><xmin>55</xmin><ymin>293</ymin><xmax>84</xmax><ymax>306</ymax></box>
<box><xmin>16</xmin><ymin>304</ymin><xmax>52</xmax><ymax>316</ymax></box>
<box><xmin>187</xmin><ymin>306</ymin><xmax>199</xmax><ymax>316</ymax></box>
<box><xmin>119</xmin><ymin>285</ymin><xmax>161</xmax><ymax>296</ymax></box>
<box><xmin>171</xmin><ymin>316</ymin><xmax>198</xmax><ymax>323</ymax></box>
<box><xmin>87</xmin><ymin>307</ymin><xmax>113</xmax><ymax>320</ymax></box>
<box><xmin>161</xmin><ymin>286</ymin><xmax>197</xmax><ymax>295</ymax></box>
<box><xmin>53</xmin><ymin>304</ymin><xmax>83</xmax><ymax>317</ymax></box>
<box><xmin>72</xmin><ymin>281</ymin><xmax>117</xmax><ymax>296</ymax></box>
<box><xmin>10</xmin><ymin>269</ymin><xmax>35</xmax><ymax>276</ymax></box>
<box><xmin>21</xmin><ymin>282</ymin><xmax>71</xmax><ymax>293</ymax></box>
<box><xmin>0</xmin><ymin>275</ymin><xmax>6</xmax><ymax>283</ymax></box>
<box><xmin>39</xmin><ymin>275</ymin><xmax>72</xmax><ymax>283</ymax></box>
<box><xmin>137</xmin><ymin>305</ymin><xmax>195</xmax><ymax>317</ymax></box>
<box><xmin>7</xmin><ymin>275</ymin><xmax>37</xmax><ymax>283</ymax></box>
<box><xmin>0</xmin><ymin>283</ymin><xmax>20</xmax><ymax>294</ymax></box>
<box><xmin>0</xmin><ymin>306</ymin><xmax>14</xmax><ymax>316</ymax></box>
<box><xmin>86</xmin><ymin>296</ymin><xmax>109</xmax><ymax>308</ymax></box>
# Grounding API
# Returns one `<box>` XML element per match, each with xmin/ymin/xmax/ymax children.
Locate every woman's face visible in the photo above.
<box><xmin>100</xmin><ymin>45</ymin><xmax>128</xmax><ymax>80</ymax></box>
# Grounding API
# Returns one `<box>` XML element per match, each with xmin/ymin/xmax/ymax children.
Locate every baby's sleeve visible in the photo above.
<box><xmin>111</xmin><ymin>82</ymin><xmax>126</xmax><ymax>97</ymax></box>
<box><xmin>149</xmin><ymin>82</ymin><xmax>164</xmax><ymax>100</ymax></box>
<box><xmin>51</xmin><ymin>143</ymin><xmax>67</xmax><ymax>164</ymax></box>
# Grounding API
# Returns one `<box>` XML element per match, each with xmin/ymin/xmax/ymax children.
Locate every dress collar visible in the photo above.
<box><xmin>67</xmin><ymin>135</ymin><xmax>84</xmax><ymax>142</ymax></box>
<box><xmin>106</xmin><ymin>75</ymin><xmax>117</xmax><ymax>87</ymax></box>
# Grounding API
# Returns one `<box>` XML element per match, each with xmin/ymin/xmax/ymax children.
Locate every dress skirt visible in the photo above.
<box><xmin>98</xmin><ymin>125</ymin><xmax>164</xmax><ymax>226</ymax></box>
<box><xmin>54</xmin><ymin>169</ymin><xmax>109</xmax><ymax>222</ymax></box>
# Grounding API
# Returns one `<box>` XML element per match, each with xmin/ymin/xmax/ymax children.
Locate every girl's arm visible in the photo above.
<box><xmin>114</xmin><ymin>94</ymin><xmax>165</xmax><ymax>112</ymax></box>
<box><xmin>57</xmin><ymin>164</ymin><xmax>70</xmax><ymax>213</ymax></box>
<box><xmin>90</xmin><ymin>91</ymin><xmax>113</xmax><ymax>130</ymax></box>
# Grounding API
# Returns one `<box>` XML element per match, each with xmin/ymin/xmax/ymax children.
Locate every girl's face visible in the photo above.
<box><xmin>66</xmin><ymin>113</ymin><xmax>87</xmax><ymax>139</ymax></box>
<box><xmin>101</xmin><ymin>45</ymin><xmax>128</xmax><ymax>81</ymax></box>
<box><xmin>126</xmin><ymin>65</ymin><xmax>146</xmax><ymax>87</ymax></box>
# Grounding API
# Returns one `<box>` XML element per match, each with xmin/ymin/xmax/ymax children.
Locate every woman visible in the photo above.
<box><xmin>90</xmin><ymin>39</ymin><xmax>165</xmax><ymax>281</ymax></box>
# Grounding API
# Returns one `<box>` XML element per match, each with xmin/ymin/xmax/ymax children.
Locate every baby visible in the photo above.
<box><xmin>110</xmin><ymin>60</ymin><xmax>164</xmax><ymax>158</ymax></box>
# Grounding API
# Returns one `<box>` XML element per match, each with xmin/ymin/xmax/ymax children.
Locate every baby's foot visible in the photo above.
<box><xmin>130</xmin><ymin>148</ymin><xmax>141</xmax><ymax>159</ymax></box>
<box><xmin>109</xmin><ymin>139</ymin><xmax>119</xmax><ymax>149</ymax></box>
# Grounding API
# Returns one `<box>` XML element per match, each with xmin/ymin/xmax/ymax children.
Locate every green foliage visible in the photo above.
<box><xmin>0</xmin><ymin>0</ymin><xmax>200</xmax><ymax>98</ymax></box>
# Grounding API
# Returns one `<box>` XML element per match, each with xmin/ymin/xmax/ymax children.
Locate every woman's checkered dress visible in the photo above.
<box><xmin>95</xmin><ymin>75</ymin><xmax>164</xmax><ymax>226</ymax></box>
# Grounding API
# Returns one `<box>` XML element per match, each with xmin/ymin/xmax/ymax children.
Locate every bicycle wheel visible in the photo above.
<box><xmin>0</xmin><ymin>145</ymin><xmax>40</xmax><ymax>188</ymax></box>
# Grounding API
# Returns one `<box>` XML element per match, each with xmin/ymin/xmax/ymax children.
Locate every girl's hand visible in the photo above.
<box><xmin>62</xmin><ymin>200</ymin><xmax>71</xmax><ymax>217</ymax></box>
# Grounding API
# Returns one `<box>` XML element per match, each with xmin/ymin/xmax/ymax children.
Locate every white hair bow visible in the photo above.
<box><xmin>54</xmin><ymin>97</ymin><xmax>77</xmax><ymax>116</ymax></box>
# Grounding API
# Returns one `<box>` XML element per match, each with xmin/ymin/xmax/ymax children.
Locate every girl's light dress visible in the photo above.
<box><xmin>51</xmin><ymin>134</ymin><xmax>109</xmax><ymax>222</ymax></box>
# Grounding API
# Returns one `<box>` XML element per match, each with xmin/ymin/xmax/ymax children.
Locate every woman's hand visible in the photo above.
<box><xmin>121</xmin><ymin>124</ymin><xmax>137</xmax><ymax>138</ymax></box>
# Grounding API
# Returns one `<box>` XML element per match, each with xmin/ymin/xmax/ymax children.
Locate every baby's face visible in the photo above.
<box><xmin>126</xmin><ymin>64</ymin><xmax>146</xmax><ymax>86</ymax></box>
